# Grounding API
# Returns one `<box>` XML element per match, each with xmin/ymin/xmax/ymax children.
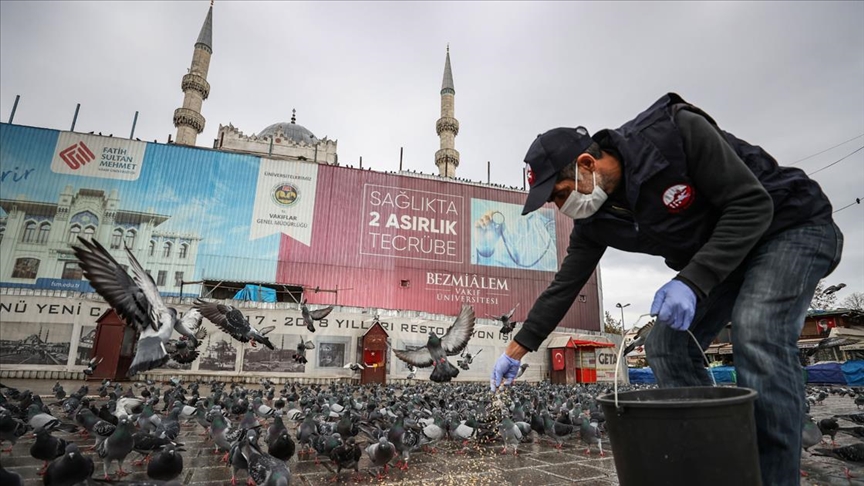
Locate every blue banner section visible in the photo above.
<box><xmin>35</xmin><ymin>278</ymin><xmax>94</xmax><ymax>292</ymax></box>
<box><xmin>233</xmin><ymin>284</ymin><xmax>277</xmax><ymax>303</ymax></box>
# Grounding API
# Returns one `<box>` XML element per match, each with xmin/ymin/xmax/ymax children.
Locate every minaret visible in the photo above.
<box><xmin>435</xmin><ymin>45</ymin><xmax>459</xmax><ymax>178</ymax></box>
<box><xmin>173</xmin><ymin>2</ymin><xmax>213</xmax><ymax>146</ymax></box>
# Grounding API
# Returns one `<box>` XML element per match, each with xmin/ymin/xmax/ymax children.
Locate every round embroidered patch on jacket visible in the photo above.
<box><xmin>662</xmin><ymin>183</ymin><xmax>695</xmax><ymax>213</ymax></box>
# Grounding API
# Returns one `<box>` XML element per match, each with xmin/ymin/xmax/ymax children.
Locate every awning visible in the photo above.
<box><xmin>798</xmin><ymin>339</ymin><xmax>823</xmax><ymax>349</ymax></box>
<box><xmin>571</xmin><ymin>339</ymin><xmax>615</xmax><ymax>348</ymax></box>
<box><xmin>719</xmin><ymin>344</ymin><xmax>734</xmax><ymax>355</ymax></box>
<box><xmin>547</xmin><ymin>336</ymin><xmax>573</xmax><ymax>348</ymax></box>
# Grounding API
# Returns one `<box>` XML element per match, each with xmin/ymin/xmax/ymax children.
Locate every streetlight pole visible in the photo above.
<box><xmin>616</xmin><ymin>302</ymin><xmax>631</xmax><ymax>335</ymax></box>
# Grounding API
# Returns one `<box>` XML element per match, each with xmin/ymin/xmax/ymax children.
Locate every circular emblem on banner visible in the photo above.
<box><xmin>272</xmin><ymin>182</ymin><xmax>300</xmax><ymax>207</ymax></box>
<box><xmin>662</xmin><ymin>183</ymin><xmax>695</xmax><ymax>213</ymax></box>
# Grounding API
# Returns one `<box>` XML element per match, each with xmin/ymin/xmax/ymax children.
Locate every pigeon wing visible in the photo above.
<box><xmin>393</xmin><ymin>348</ymin><xmax>434</xmax><ymax>368</ymax></box>
<box><xmin>122</xmin><ymin>244</ymin><xmax>171</xmax><ymax>328</ymax></box>
<box><xmin>304</xmin><ymin>341</ymin><xmax>315</xmax><ymax>349</ymax></box>
<box><xmin>195</xmin><ymin>301</ymin><xmax>251</xmax><ymax>342</ymax></box>
<box><xmin>440</xmin><ymin>305</ymin><xmax>476</xmax><ymax>356</ymax></box>
<box><xmin>309</xmin><ymin>306</ymin><xmax>333</xmax><ymax>320</ymax></box>
<box><xmin>176</xmin><ymin>308</ymin><xmax>203</xmax><ymax>339</ymax></box>
<box><xmin>504</xmin><ymin>303</ymin><xmax>520</xmax><ymax>321</ymax></box>
<box><xmin>73</xmin><ymin>237</ymin><xmax>151</xmax><ymax>332</ymax></box>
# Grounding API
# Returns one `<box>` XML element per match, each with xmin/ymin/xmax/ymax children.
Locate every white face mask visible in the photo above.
<box><xmin>559</xmin><ymin>170</ymin><xmax>608</xmax><ymax>219</ymax></box>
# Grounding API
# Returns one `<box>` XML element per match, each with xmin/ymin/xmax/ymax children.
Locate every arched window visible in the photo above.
<box><xmin>21</xmin><ymin>221</ymin><xmax>36</xmax><ymax>243</ymax></box>
<box><xmin>163</xmin><ymin>241</ymin><xmax>172</xmax><ymax>258</ymax></box>
<box><xmin>124</xmin><ymin>229</ymin><xmax>136</xmax><ymax>249</ymax></box>
<box><xmin>110</xmin><ymin>228</ymin><xmax>123</xmax><ymax>249</ymax></box>
<box><xmin>37</xmin><ymin>222</ymin><xmax>51</xmax><ymax>244</ymax></box>
<box><xmin>12</xmin><ymin>257</ymin><xmax>39</xmax><ymax>279</ymax></box>
<box><xmin>68</xmin><ymin>224</ymin><xmax>81</xmax><ymax>243</ymax></box>
<box><xmin>83</xmin><ymin>226</ymin><xmax>96</xmax><ymax>241</ymax></box>
<box><xmin>179</xmin><ymin>243</ymin><xmax>189</xmax><ymax>259</ymax></box>
<box><xmin>148</xmin><ymin>240</ymin><xmax>155</xmax><ymax>256</ymax></box>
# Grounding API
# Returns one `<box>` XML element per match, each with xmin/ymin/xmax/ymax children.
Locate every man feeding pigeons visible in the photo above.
<box><xmin>490</xmin><ymin>92</ymin><xmax>843</xmax><ymax>485</ymax></box>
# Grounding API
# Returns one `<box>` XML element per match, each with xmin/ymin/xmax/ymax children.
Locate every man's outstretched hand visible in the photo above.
<box><xmin>491</xmin><ymin>353</ymin><xmax>520</xmax><ymax>391</ymax></box>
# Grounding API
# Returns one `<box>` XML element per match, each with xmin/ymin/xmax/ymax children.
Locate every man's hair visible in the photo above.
<box><xmin>555</xmin><ymin>141</ymin><xmax>602</xmax><ymax>183</ymax></box>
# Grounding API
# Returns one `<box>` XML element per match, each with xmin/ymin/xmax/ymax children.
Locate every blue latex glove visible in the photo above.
<box><xmin>650</xmin><ymin>279</ymin><xmax>697</xmax><ymax>331</ymax></box>
<box><xmin>490</xmin><ymin>353</ymin><xmax>520</xmax><ymax>391</ymax></box>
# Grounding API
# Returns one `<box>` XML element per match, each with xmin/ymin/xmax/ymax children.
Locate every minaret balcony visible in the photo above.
<box><xmin>173</xmin><ymin>108</ymin><xmax>206</xmax><ymax>134</ymax></box>
<box><xmin>436</xmin><ymin>117</ymin><xmax>460</xmax><ymax>136</ymax></box>
<box><xmin>181</xmin><ymin>73</ymin><xmax>211</xmax><ymax>100</ymax></box>
<box><xmin>435</xmin><ymin>148</ymin><xmax>460</xmax><ymax>167</ymax></box>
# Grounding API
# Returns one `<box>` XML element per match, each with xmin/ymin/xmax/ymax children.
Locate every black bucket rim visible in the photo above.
<box><xmin>597</xmin><ymin>386</ymin><xmax>758</xmax><ymax>409</ymax></box>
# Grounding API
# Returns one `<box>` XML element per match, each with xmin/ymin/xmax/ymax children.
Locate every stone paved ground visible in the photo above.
<box><xmin>1</xmin><ymin>379</ymin><xmax>863</xmax><ymax>485</ymax></box>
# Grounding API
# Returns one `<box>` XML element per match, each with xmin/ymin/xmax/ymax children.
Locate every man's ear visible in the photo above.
<box><xmin>576</xmin><ymin>153</ymin><xmax>595</xmax><ymax>172</ymax></box>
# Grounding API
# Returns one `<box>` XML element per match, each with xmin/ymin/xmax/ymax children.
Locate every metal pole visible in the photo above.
<box><xmin>399</xmin><ymin>147</ymin><xmax>403</xmax><ymax>171</ymax></box>
<box><xmin>70</xmin><ymin>103</ymin><xmax>81</xmax><ymax>132</ymax></box>
<box><xmin>8</xmin><ymin>95</ymin><xmax>20</xmax><ymax>124</ymax></box>
<box><xmin>487</xmin><ymin>161</ymin><xmax>491</xmax><ymax>184</ymax></box>
<box><xmin>129</xmin><ymin>111</ymin><xmax>139</xmax><ymax>139</ymax></box>
<box><xmin>522</xmin><ymin>166</ymin><xmax>527</xmax><ymax>190</ymax></box>
<box><xmin>359</xmin><ymin>156</ymin><xmax>363</xmax><ymax>169</ymax></box>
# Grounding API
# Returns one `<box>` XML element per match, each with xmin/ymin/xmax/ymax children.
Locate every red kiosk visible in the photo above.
<box><xmin>549</xmin><ymin>336</ymin><xmax>615</xmax><ymax>385</ymax></box>
<box><xmin>87</xmin><ymin>309</ymin><xmax>137</xmax><ymax>381</ymax></box>
<box><xmin>360</xmin><ymin>321</ymin><xmax>388</xmax><ymax>384</ymax></box>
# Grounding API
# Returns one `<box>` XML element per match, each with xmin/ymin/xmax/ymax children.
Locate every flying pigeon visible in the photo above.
<box><xmin>623</xmin><ymin>320</ymin><xmax>655</xmax><ymax>355</ymax></box>
<box><xmin>406</xmin><ymin>365</ymin><xmax>417</xmax><ymax>380</ymax></box>
<box><xmin>824</xmin><ymin>283</ymin><xmax>847</xmax><ymax>295</ymax></box>
<box><xmin>301</xmin><ymin>299</ymin><xmax>333</xmax><ymax>333</ymax></box>
<box><xmin>72</xmin><ymin>237</ymin><xmax>203</xmax><ymax>375</ymax></box>
<box><xmin>83</xmin><ymin>356</ymin><xmax>104</xmax><ymax>376</ymax></box>
<box><xmin>487</xmin><ymin>304</ymin><xmax>520</xmax><ymax>335</ymax></box>
<box><xmin>194</xmin><ymin>299</ymin><xmax>276</xmax><ymax>349</ymax></box>
<box><xmin>293</xmin><ymin>338</ymin><xmax>315</xmax><ymax>363</ymax></box>
<box><xmin>457</xmin><ymin>348</ymin><xmax>482</xmax><ymax>371</ymax></box>
<box><xmin>344</xmin><ymin>362</ymin><xmax>365</xmax><ymax>372</ymax></box>
<box><xmin>515</xmin><ymin>363</ymin><xmax>529</xmax><ymax>380</ymax></box>
<box><xmin>393</xmin><ymin>305</ymin><xmax>476</xmax><ymax>382</ymax></box>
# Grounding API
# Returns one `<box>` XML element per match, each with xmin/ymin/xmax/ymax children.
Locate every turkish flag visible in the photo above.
<box><xmin>552</xmin><ymin>350</ymin><xmax>565</xmax><ymax>371</ymax></box>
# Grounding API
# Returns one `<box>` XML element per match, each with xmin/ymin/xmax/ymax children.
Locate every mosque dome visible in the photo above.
<box><xmin>257</xmin><ymin>110</ymin><xmax>318</xmax><ymax>144</ymax></box>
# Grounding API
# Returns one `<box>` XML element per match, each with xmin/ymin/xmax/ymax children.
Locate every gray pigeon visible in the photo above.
<box><xmin>801</xmin><ymin>415</ymin><xmax>821</xmax><ymax>452</ymax></box>
<box><xmin>97</xmin><ymin>417</ymin><xmax>136</xmax><ymax>479</ymax></box>
<box><xmin>83</xmin><ymin>356</ymin><xmax>104</xmax><ymax>376</ymax></box>
<box><xmin>195</xmin><ymin>300</ymin><xmax>276</xmax><ymax>350</ymax></box>
<box><xmin>623</xmin><ymin>320</ymin><xmax>655</xmax><ymax>355</ymax></box>
<box><xmin>72</xmin><ymin>237</ymin><xmax>202</xmax><ymax>375</ymax></box>
<box><xmin>498</xmin><ymin>417</ymin><xmax>523</xmax><ymax>455</ymax></box>
<box><xmin>365</xmin><ymin>436</ymin><xmax>396</xmax><ymax>479</ymax></box>
<box><xmin>515</xmin><ymin>363</ymin><xmax>529</xmax><ymax>380</ymax></box>
<box><xmin>393</xmin><ymin>305</ymin><xmax>476</xmax><ymax>382</ymax></box>
<box><xmin>242</xmin><ymin>430</ymin><xmax>292</xmax><ymax>486</ymax></box>
<box><xmin>301</xmin><ymin>299</ymin><xmax>333</xmax><ymax>333</ymax></box>
<box><xmin>487</xmin><ymin>304</ymin><xmax>520</xmax><ymax>335</ymax></box>
<box><xmin>147</xmin><ymin>442</ymin><xmax>184</xmax><ymax>482</ymax></box>
<box><xmin>43</xmin><ymin>443</ymin><xmax>94</xmax><ymax>486</ymax></box>
<box><xmin>293</xmin><ymin>337</ymin><xmax>315</xmax><ymax>363</ymax></box>
<box><xmin>579</xmin><ymin>412</ymin><xmax>604</xmax><ymax>456</ymax></box>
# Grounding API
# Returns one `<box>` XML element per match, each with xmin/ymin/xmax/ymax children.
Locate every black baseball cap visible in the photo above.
<box><xmin>521</xmin><ymin>126</ymin><xmax>593</xmax><ymax>215</ymax></box>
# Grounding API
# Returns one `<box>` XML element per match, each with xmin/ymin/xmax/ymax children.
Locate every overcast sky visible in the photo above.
<box><xmin>1</xmin><ymin>1</ymin><xmax>862</xmax><ymax>329</ymax></box>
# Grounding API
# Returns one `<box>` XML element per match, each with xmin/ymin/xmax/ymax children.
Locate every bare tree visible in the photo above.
<box><xmin>604</xmin><ymin>311</ymin><xmax>623</xmax><ymax>334</ymax></box>
<box><xmin>810</xmin><ymin>280</ymin><xmax>838</xmax><ymax>311</ymax></box>
<box><xmin>841</xmin><ymin>292</ymin><xmax>864</xmax><ymax>312</ymax></box>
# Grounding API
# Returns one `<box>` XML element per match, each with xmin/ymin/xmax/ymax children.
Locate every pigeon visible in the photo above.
<box><xmin>499</xmin><ymin>417</ymin><xmax>523</xmax><ymax>455</ymax></box>
<box><xmin>406</xmin><ymin>365</ymin><xmax>417</xmax><ymax>380</ymax></box>
<box><xmin>329</xmin><ymin>436</ymin><xmax>363</xmax><ymax>482</ymax></box>
<box><xmin>624</xmin><ymin>321</ymin><xmax>655</xmax><ymax>355</ymax></box>
<box><xmin>344</xmin><ymin>362</ymin><xmax>365</xmax><ymax>372</ymax></box>
<box><xmin>393</xmin><ymin>305</ymin><xmax>476</xmax><ymax>382</ymax></box>
<box><xmin>194</xmin><ymin>300</ymin><xmax>276</xmax><ymax>349</ymax></box>
<box><xmin>164</xmin><ymin>336</ymin><xmax>202</xmax><ymax>365</ymax></box>
<box><xmin>241</xmin><ymin>430</ymin><xmax>292</xmax><ymax>486</ymax></box>
<box><xmin>301</xmin><ymin>299</ymin><xmax>333</xmax><ymax>333</ymax></box>
<box><xmin>266</xmin><ymin>428</ymin><xmax>295</xmax><ymax>462</ymax></box>
<box><xmin>836</xmin><ymin>412</ymin><xmax>864</xmax><ymax>425</ymax></box>
<box><xmin>802</xmin><ymin>416</ymin><xmax>822</xmax><ymax>452</ymax></box>
<box><xmin>812</xmin><ymin>442</ymin><xmax>864</xmax><ymax>480</ymax></box>
<box><xmin>43</xmin><ymin>443</ymin><xmax>94</xmax><ymax>486</ymax></box>
<box><xmin>818</xmin><ymin>417</ymin><xmax>839</xmax><ymax>445</ymax></box>
<box><xmin>807</xmin><ymin>336</ymin><xmax>859</xmax><ymax>357</ymax></box>
<box><xmin>72</xmin><ymin>237</ymin><xmax>203</xmax><ymax>375</ymax></box>
<box><xmin>0</xmin><ymin>407</ymin><xmax>27</xmax><ymax>453</ymax></box>
<box><xmin>97</xmin><ymin>417</ymin><xmax>136</xmax><ymax>479</ymax></box>
<box><xmin>30</xmin><ymin>424</ymin><xmax>68</xmax><ymax>475</ymax></box>
<box><xmin>365</xmin><ymin>436</ymin><xmax>396</xmax><ymax>479</ymax></box>
<box><xmin>293</xmin><ymin>338</ymin><xmax>315</xmax><ymax>363</ymax></box>
<box><xmin>0</xmin><ymin>461</ymin><xmax>21</xmax><ymax>486</ymax></box>
<box><xmin>579</xmin><ymin>412</ymin><xmax>604</xmax><ymax>456</ymax></box>
<box><xmin>84</xmin><ymin>356</ymin><xmax>104</xmax><ymax>376</ymax></box>
<box><xmin>52</xmin><ymin>382</ymin><xmax>66</xmax><ymax>401</ymax></box>
<box><xmin>838</xmin><ymin>426</ymin><xmax>864</xmax><ymax>439</ymax></box>
<box><xmin>515</xmin><ymin>363</ymin><xmax>529</xmax><ymax>380</ymax></box>
<box><xmin>824</xmin><ymin>283</ymin><xmax>847</xmax><ymax>295</ymax></box>
<box><xmin>457</xmin><ymin>348</ymin><xmax>482</xmax><ymax>371</ymax></box>
<box><xmin>487</xmin><ymin>304</ymin><xmax>520</xmax><ymax>335</ymax></box>
<box><xmin>147</xmin><ymin>443</ymin><xmax>184</xmax><ymax>482</ymax></box>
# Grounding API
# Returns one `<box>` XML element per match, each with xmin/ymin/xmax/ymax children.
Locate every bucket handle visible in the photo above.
<box><xmin>614</xmin><ymin>314</ymin><xmax>717</xmax><ymax>412</ymax></box>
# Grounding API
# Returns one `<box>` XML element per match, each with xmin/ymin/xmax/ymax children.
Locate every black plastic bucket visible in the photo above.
<box><xmin>597</xmin><ymin>386</ymin><xmax>761</xmax><ymax>486</ymax></box>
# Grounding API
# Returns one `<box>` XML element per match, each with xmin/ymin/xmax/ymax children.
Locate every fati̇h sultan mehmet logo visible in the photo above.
<box><xmin>272</xmin><ymin>182</ymin><xmax>300</xmax><ymax>206</ymax></box>
<box><xmin>59</xmin><ymin>142</ymin><xmax>96</xmax><ymax>169</ymax></box>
